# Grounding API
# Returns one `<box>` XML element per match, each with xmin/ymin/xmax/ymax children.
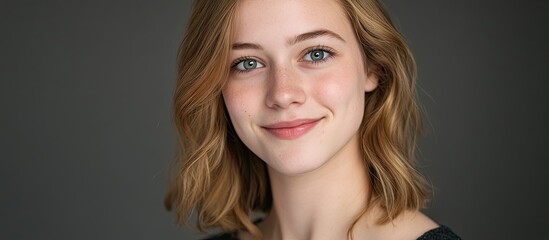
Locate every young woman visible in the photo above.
<box><xmin>165</xmin><ymin>0</ymin><xmax>461</xmax><ymax>239</ymax></box>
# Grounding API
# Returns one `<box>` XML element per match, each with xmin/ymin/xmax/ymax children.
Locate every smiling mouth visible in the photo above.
<box><xmin>263</xmin><ymin>118</ymin><xmax>322</xmax><ymax>140</ymax></box>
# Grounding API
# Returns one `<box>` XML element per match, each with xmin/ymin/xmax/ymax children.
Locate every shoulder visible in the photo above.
<box><xmin>392</xmin><ymin>211</ymin><xmax>461</xmax><ymax>240</ymax></box>
<box><xmin>358</xmin><ymin>210</ymin><xmax>450</xmax><ymax>240</ymax></box>
<box><xmin>333</xmin><ymin>208</ymin><xmax>461</xmax><ymax>240</ymax></box>
<box><xmin>201</xmin><ymin>232</ymin><xmax>238</xmax><ymax>240</ymax></box>
<box><xmin>386</xmin><ymin>210</ymin><xmax>440</xmax><ymax>239</ymax></box>
<box><xmin>202</xmin><ymin>218</ymin><xmax>262</xmax><ymax>240</ymax></box>
<box><xmin>417</xmin><ymin>225</ymin><xmax>461</xmax><ymax>240</ymax></box>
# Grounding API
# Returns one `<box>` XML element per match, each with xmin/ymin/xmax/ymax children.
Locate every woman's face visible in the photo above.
<box><xmin>223</xmin><ymin>0</ymin><xmax>378</xmax><ymax>175</ymax></box>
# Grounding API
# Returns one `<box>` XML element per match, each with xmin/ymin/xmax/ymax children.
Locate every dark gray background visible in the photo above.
<box><xmin>2</xmin><ymin>0</ymin><xmax>548</xmax><ymax>239</ymax></box>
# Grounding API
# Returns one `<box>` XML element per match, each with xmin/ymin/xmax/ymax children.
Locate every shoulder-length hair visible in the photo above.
<box><xmin>165</xmin><ymin>0</ymin><xmax>429</xmax><ymax>238</ymax></box>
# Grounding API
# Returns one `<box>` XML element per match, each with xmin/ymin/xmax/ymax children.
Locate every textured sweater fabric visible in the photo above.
<box><xmin>203</xmin><ymin>225</ymin><xmax>461</xmax><ymax>240</ymax></box>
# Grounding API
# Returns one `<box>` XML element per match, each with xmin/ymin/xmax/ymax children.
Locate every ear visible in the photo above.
<box><xmin>364</xmin><ymin>64</ymin><xmax>379</xmax><ymax>92</ymax></box>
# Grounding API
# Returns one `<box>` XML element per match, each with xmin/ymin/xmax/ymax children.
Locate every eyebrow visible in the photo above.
<box><xmin>232</xmin><ymin>42</ymin><xmax>263</xmax><ymax>50</ymax></box>
<box><xmin>231</xmin><ymin>29</ymin><xmax>345</xmax><ymax>50</ymax></box>
<box><xmin>289</xmin><ymin>29</ymin><xmax>346</xmax><ymax>45</ymax></box>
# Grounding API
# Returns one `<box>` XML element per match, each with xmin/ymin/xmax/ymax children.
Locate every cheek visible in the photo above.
<box><xmin>223</xmin><ymin>89</ymin><xmax>245</xmax><ymax>120</ymax></box>
<box><xmin>222</xmin><ymin>84</ymin><xmax>259</xmax><ymax>128</ymax></box>
<box><xmin>312</xmin><ymin>67</ymin><xmax>365</xmax><ymax>108</ymax></box>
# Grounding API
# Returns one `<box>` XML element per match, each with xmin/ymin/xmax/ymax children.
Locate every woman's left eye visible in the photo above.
<box><xmin>232</xmin><ymin>58</ymin><xmax>265</xmax><ymax>72</ymax></box>
<box><xmin>303</xmin><ymin>49</ymin><xmax>331</xmax><ymax>62</ymax></box>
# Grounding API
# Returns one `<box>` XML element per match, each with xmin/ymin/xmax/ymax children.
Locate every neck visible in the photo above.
<box><xmin>260</xmin><ymin>134</ymin><xmax>371</xmax><ymax>240</ymax></box>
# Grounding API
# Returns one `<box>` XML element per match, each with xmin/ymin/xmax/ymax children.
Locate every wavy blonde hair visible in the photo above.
<box><xmin>165</xmin><ymin>0</ymin><xmax>429</xmax><ymax>238</ymax></box>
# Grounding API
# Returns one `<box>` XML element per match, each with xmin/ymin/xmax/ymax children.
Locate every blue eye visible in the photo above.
<box><xmin>304</xmin><ymin>49</ymin><xmax>331</xmax><ymax>62</ymax></box>
<box><xmin>233</xmin><ymin>59</ymin><xmax>264</xmax><ymax>72</ymax></box>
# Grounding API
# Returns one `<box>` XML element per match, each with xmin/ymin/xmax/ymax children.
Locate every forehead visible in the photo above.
<box><xmin>233</xmin><ymin>0</ymin><xmax>351</xmax><ymax>43</ymax></box>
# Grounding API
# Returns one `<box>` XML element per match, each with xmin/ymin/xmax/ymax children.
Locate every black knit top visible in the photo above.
<box><xmin>203</xmin><ymin>225</ymin><xmax>461</xmax><ymax>240</ymax></box>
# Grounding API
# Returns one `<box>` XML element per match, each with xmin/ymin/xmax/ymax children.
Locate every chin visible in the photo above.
<box><xmin>263</xmin><ymin>152</ymin><xmax>331</xmax><ymax>176</ymax></box>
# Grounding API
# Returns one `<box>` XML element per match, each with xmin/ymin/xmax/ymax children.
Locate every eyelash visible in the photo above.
<box><xmin>230</xmin><ymin>56</ymin><xmax>256</xmax><ymax>74</ymax></box>
<box><xmin>230</xmin><ymin>45</ymin><xmax>336</xmax><ymax>74</ymax></box>
<box><xmin>301</xmin><ymin>45</ymin><xmax>336</xmax><ymax>64</ymax></box>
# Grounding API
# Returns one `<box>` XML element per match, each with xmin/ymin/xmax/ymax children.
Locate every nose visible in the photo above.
<box><xmin>265</xmin><ymin>66</ymin><xmax>306</xmax><ymax>109</ymax></box>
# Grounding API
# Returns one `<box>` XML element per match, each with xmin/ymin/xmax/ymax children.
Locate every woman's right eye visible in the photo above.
<box><xmin>232</xmin><ymin>59</ymin><xmax>264</xmax><ymax>72</ymax></box>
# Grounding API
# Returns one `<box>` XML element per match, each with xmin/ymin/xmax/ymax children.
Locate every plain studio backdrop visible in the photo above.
<box><xmin>1</xmin><ymin>0</ymin><xmax>548</xmax><ymax>239</ymax></box>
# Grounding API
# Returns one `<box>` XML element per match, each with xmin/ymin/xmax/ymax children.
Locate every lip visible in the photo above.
<box><xmin>262</xmin><ymin>118</ymin><xmax>322</xmax><ymax>140</ymax></box>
